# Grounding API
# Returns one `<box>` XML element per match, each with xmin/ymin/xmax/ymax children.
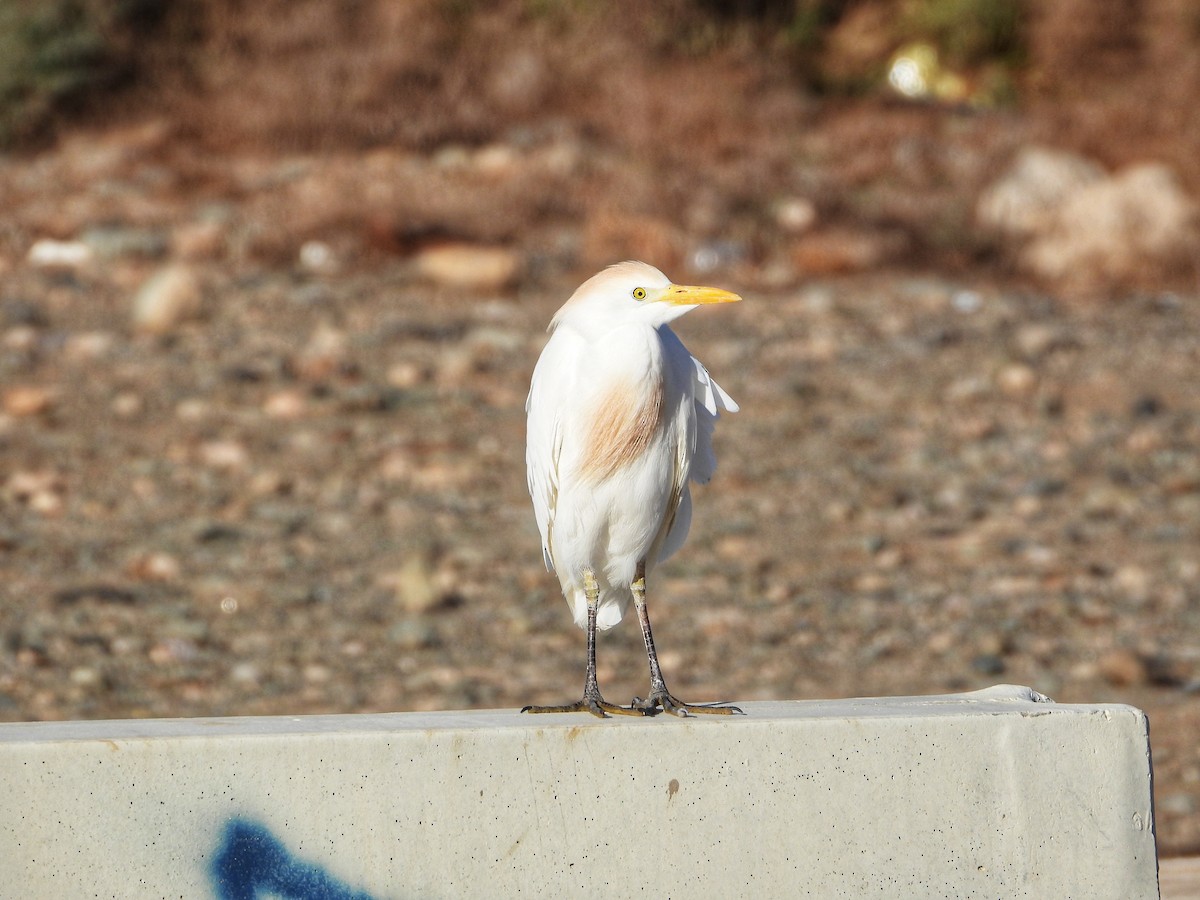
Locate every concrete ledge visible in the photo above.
<box><xmin>0</xmin><ymin>685</ymin><xmax>1157</xmax><ymax>898</ymax></box>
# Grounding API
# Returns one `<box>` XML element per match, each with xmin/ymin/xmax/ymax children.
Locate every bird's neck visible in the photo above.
<box><xmin>578</xmin><ymin>321</ymin><xmax>666</xmax><ymax>373</ymax></box>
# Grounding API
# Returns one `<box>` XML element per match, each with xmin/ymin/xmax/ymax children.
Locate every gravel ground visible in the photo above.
<box><xmin>2</xmin><ymin>142</ymin><xmax>1198</xmax><ymax>854</ymax></box>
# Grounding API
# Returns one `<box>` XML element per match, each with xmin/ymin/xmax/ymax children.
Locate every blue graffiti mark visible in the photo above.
<box><xmin>210</xmin><ymin>818</ymin><xmax>378</xmax><ymax>900</ymax></box>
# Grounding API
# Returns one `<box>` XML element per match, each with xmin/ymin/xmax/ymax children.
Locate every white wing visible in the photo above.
<box><xmin>688</xmin><ymin>353</ymin><xmax>738</xmax><ymax>486</ymax></box>
<box><xmin>655</xmin><ymin>326</ymin><xmax>738</xmax><ymax>563</ymax></box>
<box><xmin>525</xmin><ymin>325</ymin><xmax>582</xmax><ymax>572</ymax></box>
<box><xmin>657</xmin><ymin>326</ymin><xmax>739</xmax><ymax>487</ymax></box>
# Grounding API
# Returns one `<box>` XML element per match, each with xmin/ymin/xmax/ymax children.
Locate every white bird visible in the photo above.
<box><xmin>522</xmin><ymin>260</ymin><xmax>743</xmax><ymax>718</ymax></box>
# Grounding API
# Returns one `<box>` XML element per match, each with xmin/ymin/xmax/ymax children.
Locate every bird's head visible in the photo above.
<box><xmin>551</xmin><ymin>261</ymin><xmax>741</xmax><ymax>333</ymax></box>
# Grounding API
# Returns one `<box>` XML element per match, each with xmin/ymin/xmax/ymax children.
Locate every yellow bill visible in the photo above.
<box><xmin>661</xmin><ymin>283</ymin><xmax>742</xmax><ymax>306</ymax></box>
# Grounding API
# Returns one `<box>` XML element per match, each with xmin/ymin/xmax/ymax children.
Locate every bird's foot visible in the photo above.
<box><xmin>631</xmin><ymin>690</ymin><xmax>744</xmax><ymax>717</ymax></box>
<box><xmin>521</xmin><ymin>695</ymin><xmax>646</xmax><ymax>719</ymax></box>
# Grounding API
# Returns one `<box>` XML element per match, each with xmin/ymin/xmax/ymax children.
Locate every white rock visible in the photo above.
<box><xmin>951</xmin><ymin>289</ymin><xmax>983</xmax><ymax>314</ymax></box>
<box><xmin>979</xmin><ymin>147</ymin><xmax>1199</xmax><ymax>290</ymax></box>
<box><xmin>132</xmin><ymin>266</ymin><xmax>202</xmax><ymax>335</ymax></box>
<box><xmin>976</xmin><ymin>146</ymin><xmax>1104</xmax><ymax>238</ymax></box>
<box><xmin>1024</xmin><ymin>163</ymin><xmax>1197</xmax><ymax>285</ymax></box>
<box><xmin>298</xmin><ymin>240</ymin><xmax>336</xmax><ymax>272</ymax></box>
<box><xmin>774</xmin><ymin>197</ymin><xmax>818</xmax><ymax>234</ymax></box>
<box><xmin>27</xmin><ymin>239</ymin><xmax>92</xmax><ymax>268</ymax></box>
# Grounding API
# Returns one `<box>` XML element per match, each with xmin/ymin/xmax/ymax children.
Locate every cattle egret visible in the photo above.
<box><xmin>522</xmin><ymin>260</ymin><xmax>743</xmax><ymax>718</ymax></box>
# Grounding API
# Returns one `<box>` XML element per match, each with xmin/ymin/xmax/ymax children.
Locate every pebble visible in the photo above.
<box><xmin>386</xmin><ymin>361</ymin><xmax>427</xmax><ymax>389</ymax></box>
<box><xmin>132</xmin><ymin>265</ymin><xmax>202</xmax><ymax>335</ymax></box>
<box><xmin>303</xmin><ymin>663</ymin><xmax>332</xmax><ymax>684</ymax></box>
<box><xmin>27</xmin><ymin>491</ymin><xmax>64</xmax><ymax>516</ymax></box>
<box><xmin>27</xmin><ymin>239</ymin><xmax>92</xmax><ymax>268</ymax></box>
<box><xmin>64</xmin><ymin>331</ymin><xmax>115</xmax><ymax>362</ymax></box>
<box><xmin>127</xmin><ymin>552</ymin><xmax>181</xmax><ymax>582</ymax></box>
<box><xmin>70</xmin><ymin>667</ymin><xmax>101</xmax><ymax>687</ymax></box>
<box><xmin>951</xmin><ymin>290</ymin><xmax>983</xmax><ymax>313</ymax></box>
<box><xmin>111</xmin><ymin>392</ymin><xmax>143</xmax><ymax>418</ymax></box>
<box><xmin>472</xmin><ymin>144</ymin><xmax>520</xmax><ymax>176</ymax></box>
<box><xmin>414</xmin><ymin>244</ymin><xmax>521</xmax><ymax>290</ymax></box>
<box><xmin>1114</xmin><ymin>565</ymin><xmax>1150</xmax><ymax>603</ymax></box>
<box><xmin>230</xmin><ymin>662</ymin><xmax>260</xmax><ymax>684</ymax></box>
<box><xmin>263</xmin><ymin>390</ymin><xmax>307</xmax><ymax>419</ymax></box>
<box><xmin>381</xmin><ymin>555</ymin><xmax>441</xmax><ymax>614</ymax></box>
<box><xmin>435</xmin><ymin>347</ymin><xmax>477</xmax><ymax>387</ymax></box>
<box><xmin>3</xmin><ymin>325</ymin><xmax>39</xmax><ymax>352</ymax></box>
<box><xmin>376</xmin><ymin>449</ymin><xmax>413</xmax><ymax>482</ymax></box>
<box><xmin>3</xmin><ymin>386</ymin><xmax>54</xmax><ymax>417</ymax></box>
<box><xmin>199</xmin><ymin>440</ymin><xmax>250</xmax><ymax>471</ymax></box>
<box><xmin>774</xmin><ymin>197</ymin><xmax>818</xmax><ymax>234</ymax></box>
<box><xmin>298</xmin><ymin>240</ymin><xmax>336</xmax><ymax>272</ymax></box>
<box><xmin>6</xmin><ymin>468</ymin><xmax>61</xmax><ymax>501</ymax></box>
<box><xmin>175</xmin><ymin>398</ymin><xmax>210</xmax><ymax>421</ymax></box>
<box><xmin>996</xmin><ymin>363</ymin><xmax>1037</xmax><ymax>398</ymax></box>
<box><xmin>854</xmin><ymin>572</ymin><xmax>891</xmax><ymax>594</ymax></box>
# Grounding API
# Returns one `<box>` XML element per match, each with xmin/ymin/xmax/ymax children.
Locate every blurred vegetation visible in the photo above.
<box><xmin>0</xmin><ymin>0</ymin><xmax>1028</xmax><ymax>149</ymax></box>
<box><xmin>692</xmin><ymin>0</ymin><xmax>847</xmax><ymax>46</ymax></box>
<box><xmin>691</xmin><ymin>0</ymin><xmax>1024</xmax><ymax>95</ymax></box>
<box><xmin>0</xmin><ymin>0</ymin><xmax>162</xmax><ymax>146</ymax></box>
<box><xmin>900</xmin><ymin>0</ymin><xmax>1023</xmax><ymax>68</ymax></box>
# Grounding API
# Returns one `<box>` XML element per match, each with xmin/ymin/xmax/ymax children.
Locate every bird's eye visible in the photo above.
<box><xmin>632</xmin><ymin>287</ymin><xmax>647</xmax><ymax>301</ymax></box>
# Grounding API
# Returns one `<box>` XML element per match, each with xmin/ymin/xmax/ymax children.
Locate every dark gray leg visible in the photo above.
<box><xmin>522</xmin><ymin>568</ymin><xmax>644</xmax><ymax>718</ymax></box>
<box><xmin>629</xmin><ymin>561</ymin><xmax>743</xmax><ymax>717</ymax></box>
